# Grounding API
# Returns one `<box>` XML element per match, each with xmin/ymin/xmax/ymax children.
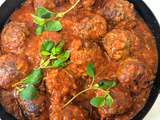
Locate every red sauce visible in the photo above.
<box><xmin>0</xmin><ymin>0</ymin><xmax>158</xmax><ymax>120</ymax></box>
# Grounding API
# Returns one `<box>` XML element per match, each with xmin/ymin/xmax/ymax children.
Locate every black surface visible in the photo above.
<box><xmin>0</xmin><ymin>0</ymin><xmax>160</xmax><ymax>120</ymax></box>
<box><xmin>0</xmin><ymin>105</ymin><xmax>16</xmax><ymax>120</ymax></box>
<box><xmin>0</xmin><ymin>0</ymin><xmax>25</xmax><ymax>29</ymax></box>
<box><xmin>129</xmin><ymin>0</ymin><xmax>160</xmax><ymax>119</ymax></box>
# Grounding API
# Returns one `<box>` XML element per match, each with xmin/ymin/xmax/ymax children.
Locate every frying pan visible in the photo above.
<box><xmin>0</xmin><ymin>0</ymin><xmax>160</xmax><ymax>120</ymax></box>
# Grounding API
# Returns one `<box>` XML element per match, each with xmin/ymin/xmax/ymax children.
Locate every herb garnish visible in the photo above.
<box><xmin>13</xmin><ymin>0</ymin><xmax>80</xmax><ymax>101</ymax></box>
<box><xmin>20</xmin><ymin>85</ymin><xmax>38</xmax><ymax>101</ymax></box>
<box><xmin>33</xmin><ymin>0</ymin><xmax>80</xmax><ymax>35</ymax></box>
<box><xmin>32</xmin><ymin>12</ymin><xmax>63</xmax><ymax>35</ymax></box>
<box><xmin>40</xmin><ymin>40</ymin><xmax>70</xmax><ymax>69</ymax></box>
<box><xmin>87</xmin><ymin>63</ymin><xmax>95</xmax><ymax>87</ymax></box>
<box><xmin>13</xmin><ymin>0</ymin><xmax>114</xmax><ymax>110</ymax></box>
<box><xmin>13</xmin><ymin>68</ymin><xmax>43</xmax><ymax>101</ymax></box>
<box><xmin>56</xmin><ymin>0</ymin><xmax>80</xmax><ymax>17</ymax></box>
<box><xmin>13</xmin><ymin>40</ymin><xmax>70</xmax><ymax>101</ymax></box>
<box><xmin>22</xmin><ymin>68</ymin><xmax>43</xmax><ymax>85</ymax></box>
<box><xmin>63</xmin><ymin>64</ymin><xmax>117</xmax><ymax>109</ymax></box>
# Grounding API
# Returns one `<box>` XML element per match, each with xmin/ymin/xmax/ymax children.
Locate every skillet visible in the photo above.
<box><xmin>0</xmin><ymin>0</ymin><xmax>159</xmax><ymax>119</ymax></box>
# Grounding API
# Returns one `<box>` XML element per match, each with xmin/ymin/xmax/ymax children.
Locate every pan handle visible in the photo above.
<box><xmin>0</xmin><ymin>0</ymin><xmax>26</xmax><ymax>29</ymax></box>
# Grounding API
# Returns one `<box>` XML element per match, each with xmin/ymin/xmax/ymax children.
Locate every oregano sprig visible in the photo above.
<box><xmin>40</xmin><ymin>40</ymin><xmax>71</xmax><ymax>69</ymax></box>
<box><xmin>33</xmin><ymin>0</ymin><xmax>80</xmax><ymax>35</ymax></box>
<box><xmin>63</xmin><ymin>64</ymin><xmax>117</xmax><ymax>109</ymax></box>
<box><xmin>13</xmin><ymin>39</ymin><xmax>71</xmax><ymax>101</ymax></box>
<box><xmin>90</xmin><ymin>80</ymin><xmax>116</xmax><ymax>108</ymax></box>
<box><xmin>12</xmin><ymin>68</ymin><xmax>43</xmax><ymax>101</ymax></box>
<box><xmin>56</xmin><ymin>0</ymin><xmax>80</xmax><ymax>18</ymax></box>
<box><xmin>13</xmin><ymin>0</ymin><xmax>81</xmax><ymax>101</ymax></box>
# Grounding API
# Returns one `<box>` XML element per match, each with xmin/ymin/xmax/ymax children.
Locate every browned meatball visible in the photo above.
<box><xmin>18</xmin><ymin>94</ymin><xmax>49</xmax><ymax>120</ymax></box>
<box><xmin>54</xmin><ymin>0</ymin><xmax>70</xmax><ymax>7</ymax></box>
<box><xmin>0</xmin><ymin>90</ymin><xmax>23</xmax><ymax>120</ymax></box>
<box><xmin>73</xmin><ymin>14</ymin><xmax>107</xmax><ymax>40</ymax></box>
<box><xmin>81</xmin><ymin>0</ymin><xmax>95</xmax><ymax>8</ymax></box>
<box><xmin>62</xmin><ymin>11</ymin><xmax>107</xmax><ymax>40</ymax></box>
<box><xmin>46</xmin><ymin>69</ymin><xmax>78</xmax><ymax>97</ymax></box>
<box><xmin>70</xmin><ymin>42</ymin><xmax>101</xmax><ymax>65</ymax></box>
<box><xmin>34</xmin><ymin>0</ymin><xmax>55</xmax><ymax>9</ymax></box>
<box><xmin>63</xmin><ymin>34</ymin><xmax>82</xmax><ymax>51</ymax></box>
<box><xmin>70</xmin><ymin>41</ymin><xmax>107</xmax><ymax>77</ymax></box>
<box><xmin>0</xmin><ymin>54</ymin><xmax>29</xmax><ymax>89</ymax></box>
<box><xmin>45</xmin><ymin>69</ymin><xmax>79</xmax><ymax>119</ymax></box>
<box><xmin>99</xmin><ymin>0</ymin><xmax>135</xmax><ymax>24</ymax></box>
<box><xmin>103</xmin><ymin>29</ymin><xmax>141</xmax><ymax>61</ymax></box>
<box><xmin>117</xmin><ymin>58</ymin><xmax>152</xmax><ymax>93</ymax></box>
<box><xmin>1</xmin><ymin>22</ymin><xmax>29</xmax><ymax>54</ymax></box>
<box><xmin>97</xmin><ymin>87</ymin><xmax>132</xmax><ymax>118</ymax></box>
<box><xmin>70</xmin><ymin>0</ymin><xmax>95</xmax><ymax>8</ymax></box>
<box><xmin>51</xmin><ymin>105</ymin><xmax>88</xmax><ymax>120</ymax></box>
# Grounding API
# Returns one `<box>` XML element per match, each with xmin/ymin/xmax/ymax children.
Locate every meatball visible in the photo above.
<box><xmin>73</xmin><ymin>13</ymin><xmax>107</xmax><ymax>40</ymax></box>
<box><xmin>1</xmin><ymin>22</ymin><xmax>29</xmax><ymax>54</ymax></box>
<box><xmin>0</xmin><ymin>54</ymin><xmax>29</xmax><ymax>89</ymax></box>
<box><xmin>34</xmin><ymin>0</ymin><xmax>55</xmax><ymax>9</ymax></box>
<box><xmin>97</xmin><ymin>87</ymin><xmax>132</xmax><ymax>118</ymax></box>
<box><xmin>62</xmin><ymin>11</ymin><xmax>107</xmax><ymax>40</ymax></box>
<box><xmin>51</xmin><ymin>105</ymin><xmax>88</xmax><ymax>120</ymax></box>
<box><xmin>103</xmin><ymin>29</ymin><xmax>141</xmax><ymax>61</ymax></box>
<box><xmin>18</xmin><ymin>94</ymin><xmax>48</xmax><ymax>120</ymax></box>
<box><xmin>54</xmin><ymin>0</ymin><xmax>70</xmax><ymax>7</ymax></box>
<box><xmin>70</xmin><ymin>0</ymin><xmax>96</xmax><ymax>8</ymax></box>
<box><xmin>0</xmin><ymin>90</ymin><xmax>23</xmax><ymax>120</ymax></box>
<box><xmin>46</xmin><ymin>69</ymin><xmax>78</xmax><ymax>98</ymax></box>
<box><xmin>70</xmin><ymin>41</ymin><xmax>107</xmax><ymax>77</ymax></box>
<box><xmin>115</xmin><ymin>19</ymin><xmax>137</xmax><ymax>30</ymax></box>
<box><xmin>64</xmin><ymin>34</ymin><xmax>82</xmax><ymax>51</ymax></box>
<box><xmin>100</xmin><ymin>0</ymin><xmax>135</xmax><ymax>24</ymax></box>
<box><xmin>117</xmin><ymin>58</ymin><xmax>152</xmax><ymax>93</ymax></box>
<box><xmin>45</xmin><ymin>69</ymin><xmax>78</xmax><ymax>118</ymax></box>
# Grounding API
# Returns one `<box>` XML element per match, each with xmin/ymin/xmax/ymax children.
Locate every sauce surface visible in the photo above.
<box><xmin>0</xmin><ymin>0</ymin><xmax>158</xmax><ymax>120</ymax></box>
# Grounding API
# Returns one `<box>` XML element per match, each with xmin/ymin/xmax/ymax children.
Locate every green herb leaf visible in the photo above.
<box><xmin>51</xmin><ymin>47</ymin><xmax>62</xmax><ymax>56</ymax></box>
<box><xmin>45</xmin><ymin>21</ymin><xmax>62</xmax><ymax>32</ymax></box>
<box><xmin>87</xmin><ymin>64</ymin><xmax>95</xmax><ymax>78</ymax></box>
<box><xmin>40</xmin><ymin>51</ymin><xmax>51</xmax><ymax>56</ymax></box>
<box><xmin>51</xmin><ymin>41</ymin><xmax>64</xmax><ymax>56</ymax></box>
<box><xmin>90</xmin><ymin>96</ymin><xmax>105</xmax><ymax>108</ymax></box>
<box><xmin>35</xmin><ymin>25</ymin><xmax>44</xmax><ymax>36</ymax></box>
<box><xmin>52</xmin><ymin>60</ymin><xmax>65</xmax><ymax>68</ymax></box>
<box><xmin>105</xmin><ymin>94</ymin><xmax>114</xmax><ymax>108</ymax></box>
<box><xmin>22</xmin><ymin>69</ymin><xmax>43</xmax><ymax>85</ymax></box>
<box><xmin>40</xmin><ymin>40</ymin><xmax>55</xmax><ymax>56</ymax></box>
<box><xmin>32</xmin><ymin>15</ymin><xmax>46</xmax><ymax>26</ymax></box>
<box><xmin>20</xmin><ymin>85</ymin><xmax>38</xmax><ymax>101</ymax></box>
<box><xmin>58</xmin><ymin>51</ymin><xmax>70</xmax><ymax>62</ymax></box>
<box><xmin>36</xmin><ymin>7</ymin><xmax>54</xmax><ymax>19</ymax></box>
<box><xmin>98</xmin><ymin>80</ymin><xmax>117</xmax><ymax>90</ymax></box>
